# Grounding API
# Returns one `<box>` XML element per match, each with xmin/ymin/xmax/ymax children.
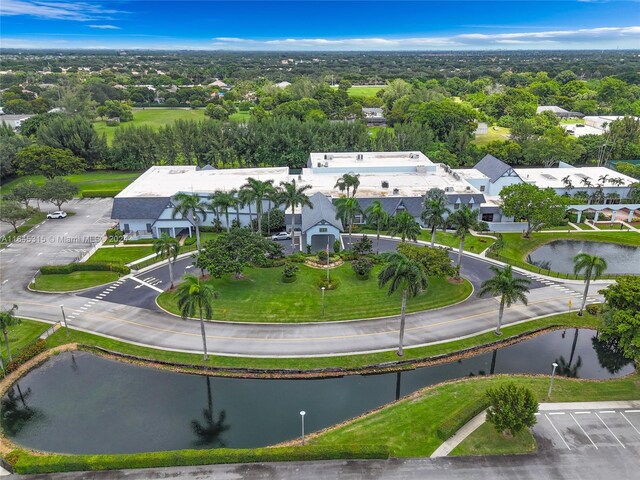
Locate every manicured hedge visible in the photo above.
<box><xmin>8</xmin><ymin>445</ymin><xmax>389</xmax><ymax>474</ymax></box>
<box><xmin>436</xmin><ymin>398</ymin><xmax>489</xmax><ymax>441</ymax></box>
<box><xmin>5</xmin><ymin>340</ymin><xmax>47</xmax><ymax>374</ymax></box>
<box><xmin>81</xmin><ymin>190</ymin><xmax>122</xmax><ymax>198</ymax></box>
<box><xmin>40</xmin><ymin>262</ymin><xmax>130</xmax><ymax>275</ymax></box>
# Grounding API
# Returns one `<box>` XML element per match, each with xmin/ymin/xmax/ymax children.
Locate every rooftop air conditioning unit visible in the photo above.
<box><xmin>317</xmin><ymin>162</ymin><xmax>322</xmax><ymax>168</ymax></box>
<box><xmin>324</xmin><ymin>162</ymin><xmax>329</xmax><ymax>167</ymax></box>
<box><xmin>393</xmin><ymin>188</ymin><xmax>400</xmax><ymax>195</ymax></box>
<box><xmin>410</xmin><ymin>153</ymin><xmax>418</xmax><ymax>159</ymax></box>
<box><xmin>356</xmin><ymin>153</ymin><xmax>364</xmax><ymax>160</ymax></box>
<box><xmin>445</xmin><ymin>187</ymin><xmax>453</xmax><ymax>192</ymax></box>
<box><xmin>381</xmin><ymin>180</ymin><xmax>389</xmax><ymax>188</ymax></box>
<box><xmin>466</xmin><ymin>186</ymin><xmax>471</xmax><ymax>191</ymax></box>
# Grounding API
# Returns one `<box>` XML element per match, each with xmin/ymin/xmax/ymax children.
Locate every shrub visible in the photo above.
<box><xmin>40</xmin><ymin>263</ymin><xmax>130</xmax><ymax>275</ymax></box>
<box><xmin>351</xmin><ymin>257</ymin><xmax>374</xmax><ymax>279</ymax></box>
<box><xmin>317</xmin><ymin>276</ymin><xmax>340</xmax><ymax>290</ymax></box>
<box><xmin>317</xmin><ymin>250</ymin><xmax>328</xmax><ymax>262</ymax></box>
<box><xmin>339</xmin><ymin>249</ymin><xmax>357</xmax><ymax>261</ymax></box>
<box><xmin>585</xmin><ymin>304</ymin><xmax>601</xmax><ymax>316</ymax></box>
<box><xmin>333</xmin><ymin>239</ymin><xmax>341</xmax><ymax>253</ymax></box>
<box><xmin>352</xmin><ymin>235</ymin><xmax>373</xmax><ymax>255</ymax></box>
<box><xmin>5</xmin><ymin>340</ymin><xmax>47</xmax><ymax>374</ymax></box>
<box><xmin>288</xmin><ymin>252</ymin><xmax>307</xmax><ymax>263</ymax></box>
<box><xmin>282</xmin><ymin>262</ymin><xmax>299</xmax><ymax>278</ymax></box>
<box><xmin>106</xmin><ymin>228</ymin><xmax>123</xmax><ymax>243</ymax></box>
<box><xmin>486</xmin><ymin>382</ymin><xmax>538</xmax><ymax>436</ymax></box>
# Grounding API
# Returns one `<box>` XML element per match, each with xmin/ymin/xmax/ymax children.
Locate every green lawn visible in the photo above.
<box><xmin>450</xmin><ymin>421</ymin><xmax>536</xmax><ymax>456</ymax></box>
<box><xmin>594</xmin><ymin>222</ymin><xmax>629</xmax><ymax>231</ymax></box>
<box><xmin>0</xmin><ymin>171</ymin><xmax>141</xmax><ymax>196</ymax></box>
<box><xmin>473</xmin><ymin>126</ymin><xmax>511</xmax><ymax>146</ymax></box>
<box><xmin>86</xmin><ymin>246</ymin><xmax>154</xmax><ymax>264</ymax></box>
<box><xmin>1</xmin><ymin>319</ymin><xmax>50</xmax><ymax>363</ymax></box>
<box><xmin>310</xmin><ymin>373</ymin><xmax>640</xmax><ymax>457</ymax></box>
<box><xmin>93</xmin><ymin>108</ymin><xmax>206</xmax><ymax>143</ymax></box>
<box><xmin>158</xmin><ymin>263</ymin><xmax>471</xmax><ymax>322</ymax></box>
<box><xmin>229</xmin><ymin>111</ymin><xmax>251</xmax><ymax>123</ymax></box>
<box><xmin>0</xmin><ymin>211</ymin><xmax>47</xmax><ymax>248</ymax></box>
<box><xmin>32</xmin><ymin>271</ymin><xmax>121</xmax><ymax>292</ymax></box>
<box><xmin>346</xmin><ymin>85</ymin><xmax>386</xmax><ymax>98</ymax></box>
<box><xmin>560</xmin><ymin>118</ymin><xmax>585</xmax><ymax>125</ymax></box>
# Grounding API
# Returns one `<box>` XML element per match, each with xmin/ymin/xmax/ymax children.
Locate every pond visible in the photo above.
<box><xmin>527</xmin><ymin>240</ymin><xmax>640</xmax><ymax>275</ymax></box>
<box><xmin>1</xmin><ymin>329</ymin><xmax>634</xmax><ymax>455</ymax></box>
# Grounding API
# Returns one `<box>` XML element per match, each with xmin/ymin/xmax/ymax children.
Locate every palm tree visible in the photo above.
<box><xmin>378</xmin><ymin>253</ymin><xmax>428</xmax><ymax>356</ymax></box>
<box><xmin>335</xmin><ymin>197</ymin><xmax>362</xmax><ymax>249</ymax></box>
<box><xmin>175</xmin><ymin>274</ymin><xmax>217</xmax><ymax>361</ymax></box>
<box><xmin>334</xmin><ymin>173</ymin><xmax>360</xmax><ymax>198</ymax></box>
<box><xmin>421</xmin><ymin>196</ymin><xmax>450</xmax><ymax>247</ymax></box>
<box><xmin>364</xmin><ymin>200</ymin><xmax>389</xmax><ymax>253</ymax></box>
<box><xmin>0</xmin><ymin>305</ymin><xmax>20</xmax><ymax>362</ymax></box>
<box><xmin>153</xmin><ymin>234</ymin><xmax>180</xmax><ymax>288</ymax></box>
<box><xmin>598</xmin><ymin>174</ymin><xmax>609</xmax><ymax>185</ymax></box>
<box><xmin>449</xmin><ymin>205</ymin><xmax>478</xmax><ymax>271</ymax></box>
<box><xmin>172</xmin><ymin>192</ymin><xmax>208</xmax><ymax>251</ymax></box>
<box><xmin>279</xmin><ymin>179</ymin><xmax>313</xmax><ymax>249</ymax></box>
<box><xmin>209</xmin><ymin>191</ymin><xmax>237</xmax><ymax>232</ymax></box>
<box><xmin>264</xmin><ymin>186</ymin><xmax>282</xmax><ymax>235</ymax></box>
<box><xmin>573</xmin><ymin>253</ymin><xmax>607</xmax><ymax>316</ymax></box>
<box><xmin>237</xmin><ymin>187</ymin><xmax>255</xmax><ymax>231</ymax></box>
<box><xmin>242</xmin><ymin>178</ymin><xmax>274</xmax><ymax>235</ymax></box>
<box><xmin>478</xmin><ymin>266</ymin><xmax>530</xmax><ymax>335</ymax></box>
<box><xmin>388</xmin><ymin>211</ymin><xmax>421</xmax><ymax>243</ymax></box>
<box><xmin>561</xmin><ymin>175</ymin><xmax>574</xmax><ymax>191</ymax></box>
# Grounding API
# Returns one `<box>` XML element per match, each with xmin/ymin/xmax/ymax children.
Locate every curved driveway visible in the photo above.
<box><xmin>1</xmin><ymin>222</ymin><xmax>606</xmax><ymax>357</ymax></box>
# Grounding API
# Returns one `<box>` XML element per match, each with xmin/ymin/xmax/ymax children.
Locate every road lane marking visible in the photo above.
<box><xmin>595</xmin><ymin>413</ymin><xmax>625</xmax><ymax>448</ymax></box>
<box><xmin>620</xmin><ymin>413</ymin><xmax>640</xmax><ymax>436</ymax></box>
<box><xmin>129</xmin><ymin>276</ymin><xmax>164</xmax><ymax>293</ymax></box>
<box><xmin>570</xmin><ymin>413</ymin><xmax>598</xmax><ymax>449</ymax></box>
<box><xmin>545</xmin><ymin>414</ymin><xmax>570</xmax><ymax>450</ymax></box>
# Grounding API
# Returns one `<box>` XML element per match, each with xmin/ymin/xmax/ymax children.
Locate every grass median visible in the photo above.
<box><xmin>32</xmin><ymin>271</ymin><xmax>121</xmax><ymax>292</ymax></box>
<box><xmin>86</xmin><ymin>246</ymin><xmax>154</xmax><ymax>264</ymax></box>
<box><xmin>449</xmin><ymin>421</ymin><xmax>536</xmax><ymax>456</ymax></box>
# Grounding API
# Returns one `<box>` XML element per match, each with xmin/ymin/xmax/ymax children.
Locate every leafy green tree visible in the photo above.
<box><xmin>499</xmin><ymin>183</ymin><xmax>567</xmax><ymax>238</ymax></box>
<box><xmin>397</xmin><ymin>243</ymin><xmax>455</xmax><ymax>277</ymax></box>
<box><xmin>335</xmin><ymin>197</ymin><xmax>362</xmax><ymax>248</ymax></box>
<box><xmin>377</xmin><ymin>252</ymin><xmax>428</xmax><ymax>356</ymax></box>
<box><xmin>573</xmin><ymin>253</ymin><xmax>607</xmax><ymax>316</ymax></box>
<box><xmin>478</xmin><ymin>265</ymin><xmax>531</xmax><ymax>335</ymax></box>
<box><xmin>96</xmin><ymin>100</ymin><xmax>134</xmax><ymax>121</ymax></box>
<box><xmin>9</xmin><ymin>181</ymin><xmax>40</xmax><ymax>209</ymax></box>
<box><xmin>153</xmin><ymin>234</ymin><xmax>180</xmax><ymax>288</ymax></box>
<box><xmin>175</xmin><ymin>274</ymin><xmax>217</xmax><ymax>361</ymax></box>
<box><xmin>39</xmin><ymin>177</ymin><xmax>78</xmax><ymax>210</ymax></box>
<box><xmin>388</xmin><ymin>211</ymin><xmax>421</xmax><ymax>243</ymax></box>
<box><xmin>599</xmin><ymin>276</ymin><xmax>640</xmax><ymax>361</ymax></box>
<box><xmin>0</xmin><ymin>305</ymin><xmax>20</xmax><ymax>362</ymax></box>
<box><xmin>421</xmin><ymin>188</ymin><xmax>450</xmax><ymax>247</ymax></box>
<box><xmin>0</xmin><ymin>125</ymin><xmax>29</xmax><ymax>181</ymax></box>
<box><xmin>204</xmin><ymin>103</ymin><xmax>229</xmax><ymax>121</ymax></box>
<box><xmin>364</xmin><ymin>199</ymin><xmax>389</xmax><ymax>253</ymax></box>
<box><xmin>279</xmin><ymin>179</ymin><xmax>313</xmax><ymax>248</ymax></box>
<box><xmin>0</xmin><ymin>201</ymin><xmax>30</xmax><ymax>234</ymax></box>
<box><xmin>172</xmin><ymin>192</ymin><xmax>208</xmax><ymax>250</ymax></box>
<box><xmin>486</xmin><ymin>383</ymin><xmax>538</xmax><ymax>437</ymax></box>
<box><xmin>449</xmin><ymin>205</ymin><xmax>479</xmax><ymax>270</ymax></box>
<box><xmin>521</xmin><ymin>128</ymin><xmax>585</xmax><ymax>167</ymax></box>
<box><xmin>15</xmin><ymin>145</ymin><xmax>85</xmax><ymax>179</ymax></box>
<box><xmin>242</xmin><ymin>178</ymin><xmax>274</xmax><ymax>235</ymax></box>
<box><xmin>37</xmin><ymin>115</ymin><xmax>107</xmax><ymax>168</ymax></box>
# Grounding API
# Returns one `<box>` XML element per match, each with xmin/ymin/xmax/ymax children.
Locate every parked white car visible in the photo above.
<box><xmin>271</xmin><ymin>231</ymin><xmax>291</xmax><ymax>241</ymax></box>
<box><xmin>47</xmin><ymin>211</ymin><xmax>67</xmax><ymax>219</ymax></box>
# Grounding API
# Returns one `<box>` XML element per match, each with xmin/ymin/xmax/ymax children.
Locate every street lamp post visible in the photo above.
<box><xmin>300</xmin><ymin>410</ymin><xmax>306</xmax><ymax>446</ymax></box>
<box><xmin>548</xmin><ymin>362</ymin><xmax>558</xmax><ymax>398</ymax></box>
<box><xmin>59</xmin><ymin>304</ymin><xmax>69</xmax><ymax>337</ymax></box>
<box><xmin>321</xmin><ymin>286</ymin><xmax>325</xmax><ymax>318</ymax></box>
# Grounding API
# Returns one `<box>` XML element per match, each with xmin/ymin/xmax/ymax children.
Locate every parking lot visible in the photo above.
<box><xmin>533</xmin><ymin>408</ymin><xmax>640</xmax><ymax>451</ymax></box>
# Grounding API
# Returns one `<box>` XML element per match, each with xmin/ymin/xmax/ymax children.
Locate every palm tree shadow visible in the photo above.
<box><xmin>554</xmin><ymin>355</ymin><xmax>583</xmax><ymax>378</ymax></box>
<box><xmin>190</xmin><ymin>377</ymin><xmax>230</xmax><ymax>448</ymax></box>
<box><xmin>1</xmin><ymin>385</ymin><xmax>44</xmax><ymax>436</ymax></box>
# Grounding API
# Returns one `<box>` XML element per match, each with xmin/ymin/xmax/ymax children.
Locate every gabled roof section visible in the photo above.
<box><xmin>445</xmin><ymin>193</ymin><xmax>485</xmax><ymax>205</ymax></box>
<box><xmin>474</xmin><ymin>154</ymin><xmax>517</xmax><ymax>183</ymax></box>
<box><xmin>302</xmin><ymin>192</ymin><xmax>343</xmax><ymax>232</ymax></box>
<box><xmin>111</xmin><ymin>197</ymin><xmax>171</xmax><ymax>220</ymax></box>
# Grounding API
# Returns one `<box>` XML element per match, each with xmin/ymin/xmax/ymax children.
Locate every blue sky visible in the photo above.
<box><xmin>1</xmin><ymin>1</ymin><xmax>639</xmax><ymax>50</ymax></box>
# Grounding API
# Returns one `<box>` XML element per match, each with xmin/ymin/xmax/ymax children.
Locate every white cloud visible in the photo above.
<box><xmin>0</xmin><ymin>0</ymin><xmax>122</xmax><ymax>21</ymax></box>
<box><xmin>88</xmin><ymin>24</ymin><xmax>121</xmax><ymax>30</ymax></box>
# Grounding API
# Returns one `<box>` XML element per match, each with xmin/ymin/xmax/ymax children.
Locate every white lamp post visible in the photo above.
<box><xmin>300</xmin><ymin>410</ymin><xmax>306</xmax><ymax>445</ymax></box>
<box><xmin>548</xmin><ymin>362</ymin><xmax>558</xmax><ymax>398</ymax></box>
<box><xmin>59</xmin><ymin>304</ymin><xmax>69</xmax><ymax>337</ymax></box>
<box><xmin>321</xmin><ymin>287</ymin><xmax>325</xmax><ymax>318</ymax></box>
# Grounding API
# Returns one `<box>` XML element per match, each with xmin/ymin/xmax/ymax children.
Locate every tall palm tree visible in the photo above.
<box><xmin>264</xmin><ymin>186</ymin><xmax>282</xmax><ymax>235</ymax></box>
<box><xmin>0</xmin><ymin>305</ymin><xmax>20</xmax><ymax>362</ymax></box>
<box><xmin>378</xmin><ymin>253</ymin><xmax>428</xmax><ymax>356</ymax></box>
<box><xmin>279</xmin><ymin>179</ymin><xmax>313</xmax><ymax>249</ymax></box>
<box><xmin>421</xmin><ymin>196</ymin><xmax>450</xmax><ymax>247</ymax></box>
<box><xmin>449</xmin><ymin>205</ymin><xmax>478</xmax><ymax>271</ymax></box>
<box><xmin>153</xmin><ymin>234</ymin><xmax>180</xmax><ymax>288</ymax></box>
<box><xmin>209</xmin><ymin>191</ymin><xmax>237</xmax><ymax>232</ymax></box>
<box><xmin>175</xmin><ymin>274</ymin><xmax>217</xmax><ymax>361</ymax></box>
<box><xmin>242</xmin><ymin>177</ymin><xmax>274</xmax><ymax>235</ymax></box>
<box><xmin>573</xmin><ymin>253</ymin><xmax>607</xmax><ymax>316</ymax></box>
<box><xmin>172</xmin><ymin>192</ymin><xmax>208</xmax><ymax>251</ymax></box>
<box><xmin>365</xmin><ymin>200</ymin><xmax>389</xmax><ymax>253</ymax></box>
<box><xmin>335</xmin><ymin>197</ymin><xmax>362</xmax><ymax>249</ymax></box>
<box><xmin>478</xmin><ymin>265</ymin><xmax>530</xmax><ymax>335</ymax></box>
<box><xmin>334</xmin><ymin>173</ymin><xmax>360</xmax><ymax>198</ymax></box>
<box><xmin>237</xmin><ymin>187</ymin><xmax>256</xmax><ymax>231</ymax></box>
<box><xmin>388</xmin><ymin>211</ymin><xmax>421</xmax><ymax>243</ymax></box>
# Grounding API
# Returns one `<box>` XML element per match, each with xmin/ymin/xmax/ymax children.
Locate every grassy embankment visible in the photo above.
<box><xmin>157</xmin><ymin>262</ymin><xmax>472</xmax><ymax>323</ymax></box>
<box><xmin>359</xmin><ymin>228</ymin><xmax>494</xmax><ymax>254</ymax></box>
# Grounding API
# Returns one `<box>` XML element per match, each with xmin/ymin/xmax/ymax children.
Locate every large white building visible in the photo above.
<box><xmin>112</xmin><ymin>151</ymin><xmax>638</xmax><ymax>248</ymax></box>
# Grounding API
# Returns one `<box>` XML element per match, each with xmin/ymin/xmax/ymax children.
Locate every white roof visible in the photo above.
<box><xmin>536</xmin><ymin>106</ymin><xmax>569</xmax><ymax>114</ymax></box>
<box><xmin>514</xmin><ymin>166</ymin><xmax>636</xmax><ymax>189</ymax></box>
<box><xmin>561</xmin><ymin>124</ymin><xmax>604</xmax><ymax>137</ymax></box>
<box><xmin>308</xmin><ymin>151</ymin><xmax>432</xmax><ymax>169</ymax></box>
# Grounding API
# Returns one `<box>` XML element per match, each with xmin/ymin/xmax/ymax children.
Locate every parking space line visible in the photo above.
<box><xmin>570</xmin><ymin>413</ymin><xmax>598</xmax><ymax>449</ymax></box>
<box><xmin>549</xmin><ymin>412</ymin><xmax>565</xmax><ymax>415</ymax></box>
<box><xmin>545</xmin><ymin>414</ymin><xmax>571</xmax><ymax>450</ymax></box>
<box><xmin>595</xmin><ymin>413</ymin><xmax>625</xmax><ymax>448</ymax></box>
<box><xmin>599</xmin><ymin>410</ymin><xmax>615</xmax><ymax>414</ymax></box>
<box><xmin>625</xmin><ymin>410</ymin><xmax>640</xmax><ymax>413</ymax></box>
<box><xmin>620</xmin><ymin>413</ymin><xmax>640</xmax><ymax>436</ymax></box>
<box><xmin>575</xmin><ymin>411</ymin><xmax>591</xmax><ymax>414</ymax></box>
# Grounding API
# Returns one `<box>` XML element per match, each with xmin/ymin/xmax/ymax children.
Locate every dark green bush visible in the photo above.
<box><xmin>317</xmin><ymin>276</ymin><xmax>340</xmax><ymax>290</ymax></box>
<box><xmin>5</xmin><ymin>340</ymin><xmax>47</xmax><ymax>374</ymax></box>
<box><xmin>9</xmin><ymin>445</ymin><xmax>389</xmax><ymax>474</ymax></box>
<box><xmin>318</xmin><ymin>250</ymin><xmax>328</xmax><ymax>262</ymax></box>
<box><xmin>339</xmin><ymin>250</ymin><xmax>357</xmax><ymax>261</ymax></box>
<box><xmin>351</xmin><ymin>257</ymin><xmax>374</xmax><ymax>278</ymax></box>
<box><xmin>40</xmin><ymin>262</ymin><xmax>130</xmax><ymax>275</ymax></box>
<box><xmin>288</xmin><ymin>252</ymin><xmax>307</xmax><ymax>263</ymax></box>
<box><xmin>585</xmin><ymin>304</ymin><xmax>601</xmax><ymax>316</ymax></box>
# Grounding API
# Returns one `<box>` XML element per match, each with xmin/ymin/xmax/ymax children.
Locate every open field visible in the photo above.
<box><xmin>229</xmin><ymin>111</ymin><xmax>251</xmax><ymax>123</ymax></box>
<box><xmin>347</xmin><ymin>85</ymin><xmax>386</xmax><ymax>98</ymax></box>
<box><xmin>472</xmin><ymin>126</ymin><xmax>511</xmax><ymax>146</ymax></box>
<box><xmin>157</xmin><ymin>263</ymin><xmax>472</xmax><ymax>323</ymax></box>
<box><xmin>0</xmin><ymin>171</ymin><xmax>141</xmax><ymax>196</ymax></box>
<box><xmin>32</xmin><ymin>271</ymin><xmax>121</xmax><ymax>292</ymax></box>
